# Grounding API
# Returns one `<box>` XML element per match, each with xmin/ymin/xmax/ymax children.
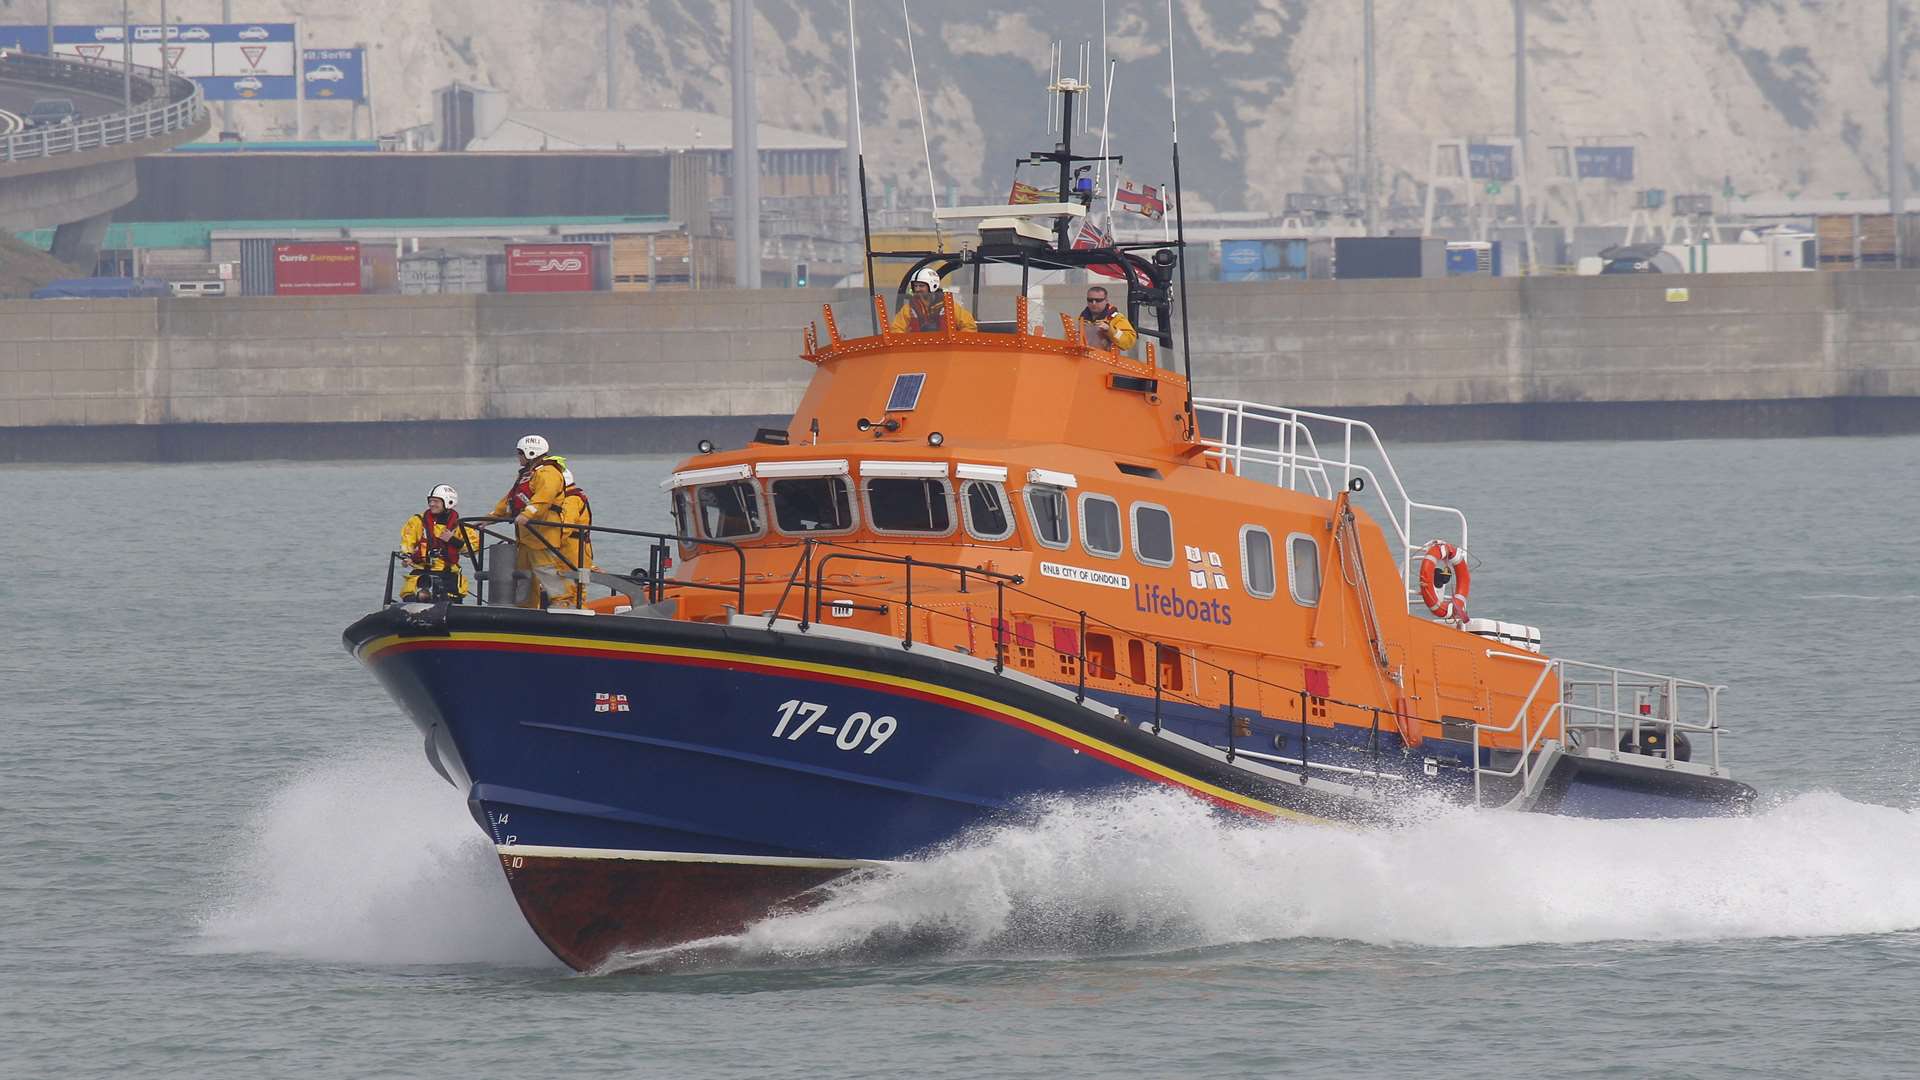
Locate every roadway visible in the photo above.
<box><xmin>0</xmin><ymin>75</ymin><xmax>128</xmax><ymax>135</ymax></box>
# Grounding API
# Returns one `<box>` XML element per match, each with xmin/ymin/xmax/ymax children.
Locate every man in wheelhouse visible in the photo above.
<box><xmin>889</xmin><ymin>267</ymin><xmax>978</xmax><ymax>333</ymax></box>
<box><xmin>1079</xmin><ymin>284</ymin><xmax>1137</xmax><ymax>351</ymax></box>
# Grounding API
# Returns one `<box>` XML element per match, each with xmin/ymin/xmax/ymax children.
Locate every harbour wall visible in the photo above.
<box><xmin>1</xmin><ymin>271</ymin><xmax>1917</xmax><ymax>462</ymax></box>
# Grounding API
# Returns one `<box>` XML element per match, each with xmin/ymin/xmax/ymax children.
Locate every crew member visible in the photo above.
<box><xmin>400</xmin><ymin>484</ymin><xmax>480</xmax><ymax>602</ymax></box>
<box><xmin>489</xmin><ymin>434</ymin><xmax>579</xmax><ymax>608</ymax></box>
<box><xmin>556</xmin><ymin>461</ymin><xmax>597</xmax><ymax>604</ymax></box>
<box><xmin>889</xmin><ymin>267</ymin><xmax>978</xmax><ymax>333</ymax></box>
<box><xmin>1078</xmin><ymin>285</ymin><xmax>1137</xmax><ymax>351</ymax></box>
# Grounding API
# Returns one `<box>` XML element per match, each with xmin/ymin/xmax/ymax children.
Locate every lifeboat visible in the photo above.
<box><xmin>343</xmin><ymin>82</ymin><xmax>1754</xmax><ymax>972</ymax></box>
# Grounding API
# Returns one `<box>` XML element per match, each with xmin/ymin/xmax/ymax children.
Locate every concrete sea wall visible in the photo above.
<box><xmin>2</xmin><ymin>272</ymin><xmax>1917</xmax><ymax>461</ymax></box>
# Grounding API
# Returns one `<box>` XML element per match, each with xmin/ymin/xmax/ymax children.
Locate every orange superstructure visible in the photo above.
<box><xmin>657</xmin><ymin>288</ymin><xmax>1558</xmax><ymax>763</ymax></box>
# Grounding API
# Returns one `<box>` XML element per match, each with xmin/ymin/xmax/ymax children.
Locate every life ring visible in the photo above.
<box><xmin>1419</xmin><ymin>541</ymin><xmax>1470</xmax><ymax>622</ymax></box>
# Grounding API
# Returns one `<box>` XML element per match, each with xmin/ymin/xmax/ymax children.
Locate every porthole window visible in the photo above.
<box><xmin>1025</xmin><ymin>486</ymin><xmax>1072</xmax><ymax>549</ymax></box>
<box><xmin>864</xmin><ymin>477</ymin><xmax>954</xmax><ymax>535</ymax></box>
<box><xmin>1131</xmin><ymin>503</ymin><xmax>1174</xmax><ymax>567</ymax></box>
<box><xmin>1287</xmin><ymin>533</ymin><xmax>1321</xmax><ymax>606</ymax></box>
<box><xmin>697</xmin><ymin>480</ymin><xmax>764</xmax><ymax>540</ymax></box>
<box><xmin>1240</xmin><ymin>525</ymin><xmax>1277</xmax><ymax>599</ymax></box>
<box><xmin>1080</xmin><ymin>494</ymin><xmax>1123</xmax><ymax>559</ymax></box>
<box><xmin>961</xmin><ymin>480</ymin><xmax>1015</xmax><ymax>541</ymax></box>
<box><xmin>770</xmin><ymin>476</ymin><xmax>856</xmax><ymax>535</ymax></box>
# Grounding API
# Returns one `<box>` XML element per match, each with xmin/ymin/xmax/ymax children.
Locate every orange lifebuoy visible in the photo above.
<box><xmin>1419</xmin><ymin>541</ymin><xmax>1470</xmax><ymax>622</ymax></box>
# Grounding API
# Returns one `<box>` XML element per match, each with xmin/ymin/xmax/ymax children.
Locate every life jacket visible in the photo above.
<box><xmin>904</xmin><ymin>293</ymin><xmax>949</xmax><ymax>333</ymax></box>
<box><xmin>504</xmin><ymin>457</ymin><xmax>568</xmax><ymax>518</ymax></box>
<box><xmin>413</xmin><ymin>509</ymin><xmax>468</xmax><ymax>569</ymax></box>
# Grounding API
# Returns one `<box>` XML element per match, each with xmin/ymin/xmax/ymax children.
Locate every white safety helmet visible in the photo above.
<box><xmin>910</xmin><ymin>267</ymin><xmax>943</xmax><ymax>292</ymax></box>
<box><xmin>516</xmin><ymin>434</ymin><xmax>550</xmax><ymax>458</ymax></box>
<box><xmin>428</xmin><ymin>483</ymin><xmax>459</xmax><ymax>509</ymax></box>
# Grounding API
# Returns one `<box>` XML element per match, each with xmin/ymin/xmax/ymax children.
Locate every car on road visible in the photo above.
<box><xmin>24</xmin><ymin>99</ymin><xmax>79</xmax><ymax>129</ymax></box>
<box><xmin>237</xmin><ymin>26</ymin><xmax>270</xmax><ymax>39</ymax></box>
<box><xmin>306</xmin><ymin>64</ymin><xmax>344</xmax><ymax>82</ymax></box>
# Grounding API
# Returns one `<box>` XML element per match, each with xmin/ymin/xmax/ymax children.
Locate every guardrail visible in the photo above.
<box><xmin>0</xmin><ymin>52</ymin><xmax>204</xmax><ymax>164</ymax></box>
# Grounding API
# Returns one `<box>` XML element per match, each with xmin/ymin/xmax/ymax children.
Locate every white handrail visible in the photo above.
<box><xmin>1192</xmin><ymin>396</ymin><xmax>1469</xmax><ymax>607</ymax></box>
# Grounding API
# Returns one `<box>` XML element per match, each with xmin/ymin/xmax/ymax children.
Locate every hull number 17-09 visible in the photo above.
<box><xmin>772</xmin><ymin>699</ymin><xmax>898</xmax><ymax>754</ymax></box>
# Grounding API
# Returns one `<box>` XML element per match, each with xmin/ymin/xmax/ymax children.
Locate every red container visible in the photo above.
<box><xmin>273</xmin><ymin>241</ymin><xmax>362</xmax><ymax>295</ymax></box>
<box><xmin>505</xmin><ymin>243</ymin><xmax>594</xmax><ymax>293</ymax></box>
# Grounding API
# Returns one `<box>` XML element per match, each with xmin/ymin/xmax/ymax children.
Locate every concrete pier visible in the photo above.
<box><xmin>1</xmin><ymin>272</ymin><xmax>1916</xmax><ymax>462</ymax></box>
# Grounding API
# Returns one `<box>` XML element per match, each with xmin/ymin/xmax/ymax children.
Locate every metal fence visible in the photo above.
<box><xmin>0</xmin><ymin>52</ymin><xmax>205</xmax><ymax>164</ymax></box>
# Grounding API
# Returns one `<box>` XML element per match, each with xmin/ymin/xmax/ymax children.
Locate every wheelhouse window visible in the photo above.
<box><xmin>865</xmin><ymin>477</ymin><xmax>954</xmax><ymax>535</ymax></box>
<box><xmin>671</xmin><ymin>488</ymin><xmax>696</xmax><ymax>558</ymax></box>
<box><xmin>697</xmin><ymin>480</ymin><xmax>764</xmax><ymax>540</ymax></box>
<box><xmin>770</xmin><ymin>476</ymin><xmax>856</xmax><ymax>535</ymax></box>
<box><xmin>1287</xmin><ymin>533</ymin><xmax>1322</xmax><ymax>606</ymax></box>
<box><xmin>1241</xmin><ymin>526</ymin><xmax>1277</xmax><ymax>599</ymax></box>
<box><xmin>1025</xmin><ymin>486</ymin><xmax>1071</xmax><ymax>549</ymax></box>
<box><xmin>1080</xmin><ymin>494</ymin><xmax>1123</xmax><ymax>558</ymax></box>
<box><xmin>961</xmin><ymin>480</ymin><xmax>1014</xmax><ymax>541</ymax></box>
<box><xmin>1132</xmin><ymin>503</ymin><xmax>1174</xmax><ymax>567</ymax></box>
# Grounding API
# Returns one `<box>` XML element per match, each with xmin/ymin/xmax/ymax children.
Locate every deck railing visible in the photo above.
<box><xmin>1191</xmin><ymin>397</ymin><xmax>1468</xmax><ymax>609</ymax></box>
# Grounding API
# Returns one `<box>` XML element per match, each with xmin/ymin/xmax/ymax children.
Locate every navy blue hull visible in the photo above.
<box><xmin>344</xmin><ymin>605</ymin><xmax>1751</xmax><ymax>968</ymax></box>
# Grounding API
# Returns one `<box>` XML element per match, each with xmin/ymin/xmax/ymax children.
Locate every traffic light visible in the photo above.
<box><xmin>794</xmin><ymin>261</ymin><xmax>809</xmax><ymax>288</ymax></box>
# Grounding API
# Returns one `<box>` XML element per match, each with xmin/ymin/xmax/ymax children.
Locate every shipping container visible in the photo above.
<box><xmin>1333</xmin><ymin>236</ymin><xmax>1446</xmax><ymax>279</ymax></box>
<box><xmin>273</xmin><ymin>240</ymin><xmax>363</xmax><ymax>296</ymax></box>
<box><xmin>1445</xmin><ymin>241</ymin><xmax>1502</xmax><ymax>276</ymax></box>
<box><xmin>397</xmin><ymin>252</ymin><xmax>490</xmax><ymax>295</ymax></box>
<box><xmin>1217</xmin><ymin>238</ymin><xmax>1310</xmax><ymax>282</ymax></box>
<box><xmin>504</xmin><ymin>242</ymin><xmax>596</xmax><ymax>293</ymax></box>
<box><xmin>237</xmin><ymin>237</ymin><xmax>276</xmax><ymax>297</ymax></box>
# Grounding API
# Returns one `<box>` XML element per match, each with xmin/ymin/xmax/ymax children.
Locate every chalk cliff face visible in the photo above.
<box><xmin>22</xmin><ymin>0</ymin><xmax>1912</xmax><ymax>211</ymax></box>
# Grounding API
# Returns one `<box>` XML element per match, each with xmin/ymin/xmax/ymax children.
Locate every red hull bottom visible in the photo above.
<box><xmin>498</xmin><ymin>852</ymin><xmax>850</xmax><ymax>971</ymax></box>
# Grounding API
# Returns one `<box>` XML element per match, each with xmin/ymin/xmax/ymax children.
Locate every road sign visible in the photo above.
<box><xmin>1466</xmin><ymin>144</ymin><xmax>1515</xmax><ymax>182</ymax></box>
<box><xmin>1573</xmin><ymin>146</ymin><xmax>1635</xmax><ymax>180</ymax></box>
<box><xmin>0</xmin><ymin>23</ymin><xmax>301</xmax><ymax>99</ymax></box>
<box><xmin>1485</xmin><ymin>181</ymin><xmax>1503</xmax><ymax>196</ymax></box>
<box><xmin>301</xmin><ymin>47</ymin><xmax>365</xmax><ymax>103</ymax></box>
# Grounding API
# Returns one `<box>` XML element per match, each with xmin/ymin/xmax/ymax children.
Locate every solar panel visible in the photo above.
<box><xmin>885</xmin><ymin>372</ymin><xmax>927</xmax><ymax>412</ymax></box>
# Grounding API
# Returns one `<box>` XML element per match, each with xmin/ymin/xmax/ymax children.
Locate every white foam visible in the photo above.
<box><xmin>628</xmin><ymin>789</ymin><xmax>1920</xmax><ymax>969</ymax></box>
<box><xmin>195</xmin><ymin>741</ymin><xmax>559</xmax><ymax>968</ymax></box>
<box><xmin>201</xmin><ymin>744</ymin><xmax>1920</xmax><ymax>973</ymax></box>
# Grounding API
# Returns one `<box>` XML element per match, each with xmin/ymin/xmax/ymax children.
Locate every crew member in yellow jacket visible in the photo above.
<box><xmin>1078</xmin><ymin>285</ymin><xmax>1138</xmax><ymax>351</ymax></box>
<box><xmin>400</xmin><ymin>484</ymin><xmax>480</xmax><ymax>602</ymax></box>
<box><xmin>889</xmin><ymin>267</ymin><xmax>978</xmax><ymax>333</ymax></box>
<box><xmin>490</xmin><ymin>434</ymin><xmax>579</xmax><ymax>608</ymax></box>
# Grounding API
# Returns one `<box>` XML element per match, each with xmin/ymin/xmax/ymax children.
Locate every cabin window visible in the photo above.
<box><xmin>1025</xmin><ymin>486</ymin><xmax>1072</xmax><ymax>549</ymax></box>
<box><xmin>1131</xmin><ymin>503</ymin><xmax>1174</xmax><ymax>567</ymax></box>
<box><xmin>961</xmin><ymin>480</ymin><xmax>1015</xmax><ymax>541</ymax></box>
<box><xmin>670</xmin><ymin>488</ymin><xmax>697</xmax><ymax>558</ymax></box>
<box><xmin>695</xmin><ymin>480</ymin><xmax>764</xmax><ymax>540</ymax></box>
<box><xmin>1080</xmin><ymin>494</ymin><xmax>1123</xmax><ymax>558</ymax></box>
<box><xmin>1127</xmin><ymin>639</ymin><xmax>1148</xmax><ymax>683</ymax></box>
<box><xmin>1287</xmin><ymin>532</ymin><xmax>1321</xmax><ymax>606</ymax></box>
<box><xmin>1157</xmin><ymin>643</ymin><xmax>1185</xmax><ymax>692</ymax></box>
<box><xmin>864</xmin><ymin>477</ymin><xmax>954</xmax><ymax>535</ymax></box>
<box><xmin>770</xmin><ymin>476</ymin><xmax>856</xmax><ymax>535</ymax></box>
<box><xmin>1085</xmin><ymin>632</ymin><xmax>1116</xmax><ymax>679</ymax></box>
<box><xmin>1240</xmin><ymin>526</ymin><xmax>1277</xmax><ymax>599</ymax></box>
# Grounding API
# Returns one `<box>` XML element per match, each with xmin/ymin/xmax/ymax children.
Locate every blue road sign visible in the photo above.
<box><xmin>302</xmin><ymin>48</ymin><xmax>365</xmax><ymax>103</ymax></box>
<box><xmin>1574</xmin><ymin>146</ymin><xmax>1635</xmax><ymax>181</ymax></box>
<box><xmin>1466</xmin><ymin>144</ymin><xmax>1515</xmax><ymax>182</ymax></box>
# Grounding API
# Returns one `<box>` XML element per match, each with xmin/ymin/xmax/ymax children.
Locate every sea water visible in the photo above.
<box><xmin>4</xmin><ymin>435</ymin><xmax>1918</xmax><ymax>1079</ymax></box>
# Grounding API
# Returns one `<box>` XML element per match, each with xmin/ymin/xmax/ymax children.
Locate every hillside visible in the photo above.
<box><xmin>14</xmin><ymin>0</ymin><xmax>1912</xmax><ymax>213</ymax></box>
